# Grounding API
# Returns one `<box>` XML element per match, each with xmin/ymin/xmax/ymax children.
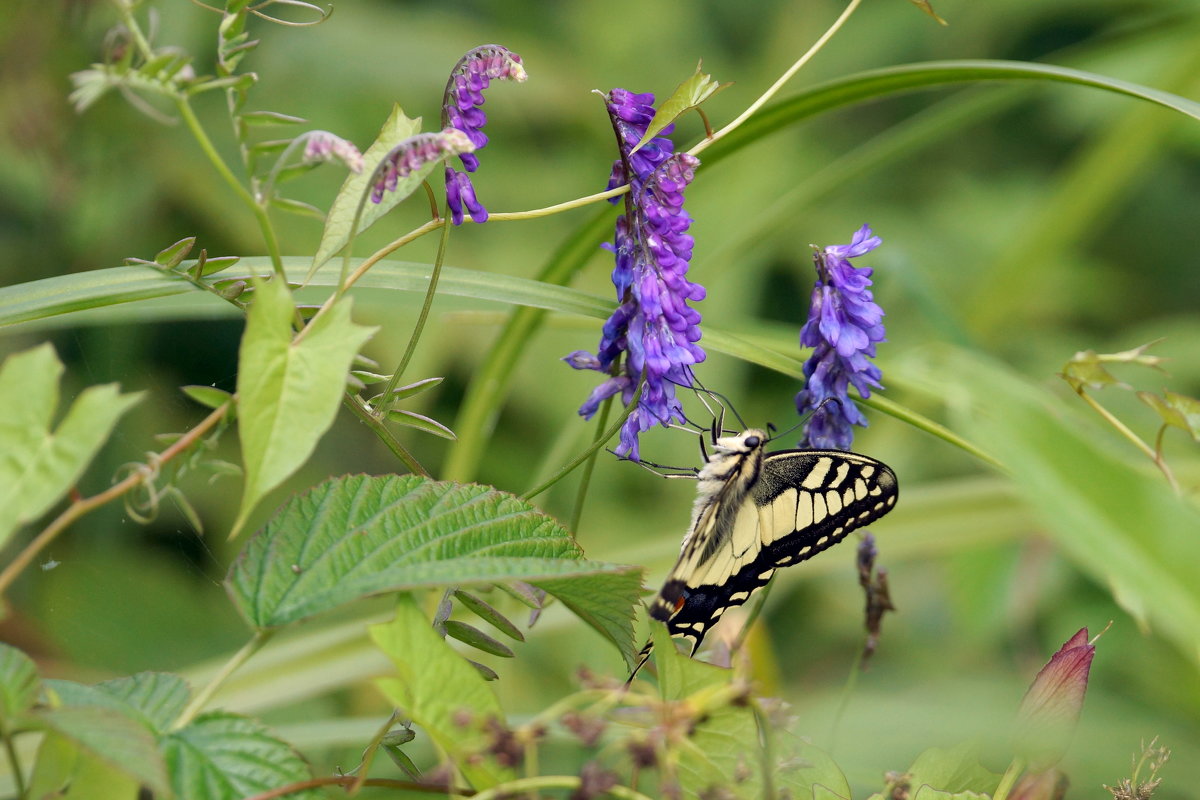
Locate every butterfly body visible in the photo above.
<box><xmin>649</xmin><ymin>428</ymin><xmax>898</xmax><ymax>655</ymax></box>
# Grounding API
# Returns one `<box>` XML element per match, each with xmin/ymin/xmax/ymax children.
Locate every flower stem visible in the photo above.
<box><xmin>375</xmin><ymin>207</ymin><xmax>454</xmax><ymax>417</ymax></box>
<box><xmin>521</xmin><ymin>383</ymin><xmax>641</xmax><ymax>502</ymax></box>
<box><xmin>690</xmin><ymin>0</ymin><xmax>864</xmax><ymax>158</ymax></box>
<box><xmin>342</xmin><ymin>393</ymin><xmax>430</xmax><ymax>476</ymax></box>
<box><xmin>828</xmin><ymin>645</ymin><xmax>866</xmax><ymax>756</ymax></box>
<box><xmin>174</xmin><ymin>629</ymin><xmax>274</xmax><ymax>729</ymax></box>
<box><xmin>0</xmin><ymin>402</ymin><xmax>231</xmax><ymax>598</ymax></box>
<box><xmin>569</xmin><ymin>396</ymin><xmax>615</xmax><ymax>534</ymax></box>
<box><xmin>991</xmin><ymin>757</ymin><xmax>1027</xmax><ymax>800</ymax></box>
<box><xmin>2</xmin><ymin>730</ymin><xmax>25</xmax><ymax>799</ymax></box>
<box><xmin>1075</xmin><ymin>389</ymin><xmax>1179</xmax><ymax>492</ymax></box>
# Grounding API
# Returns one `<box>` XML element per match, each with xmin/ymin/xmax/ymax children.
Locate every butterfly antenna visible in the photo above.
<box><xmin>777</xmin><ymin>397</ymin><xmax>844</xmax><ymax>443</ymax></box>
<box><xmin>626</xmin><ymin>639</ymin><xmax>655</xmax><ymax>686</ymax></box>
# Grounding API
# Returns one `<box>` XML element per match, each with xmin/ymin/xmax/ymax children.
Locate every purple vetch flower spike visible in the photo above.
<box><xmin>442</xmin><ymin>44</ymin><xmax>526</xmax><ymax>225</ymax></box>
<box><xmin>302</xmin><ymin>131</ymin><xmax>364</xmax><ymax>173</ymax></box>
<box><xmin>795</xmin><ymin>224</ymin><xmax>885</xmax><ymax>450</ymax></box>
<box><xmin>563</xmin><ymin>88</ymin><xmax>705</xmax><ymax>461</ymax></box>
<box><xmin>370</xmin><ymin>128</ymin><xmax>474</xmax><ymax>204</ymax></box>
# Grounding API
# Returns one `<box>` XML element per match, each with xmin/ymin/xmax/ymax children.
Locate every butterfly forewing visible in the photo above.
<box><xmin>649</xmin><ymin>433</ymin><xmax>898</xmax><ymax>653</ymax></box>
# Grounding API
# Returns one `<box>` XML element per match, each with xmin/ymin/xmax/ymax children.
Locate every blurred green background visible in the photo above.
<box><xmin>2</xmin><ymin>0</ymin><xmax>1199</xmax><ymax>796</ymax></box>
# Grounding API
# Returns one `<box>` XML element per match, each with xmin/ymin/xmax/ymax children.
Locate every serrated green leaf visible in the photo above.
<box><xmin>385</xmin><ymin>408</ymin><xmax>457</xmax><ymax>440</ymax></box>
<box><xmin>310</xmin><ymin>105</ymin><xmax>422</xmax><ymax>276</ymax></box>
<box><xmin>226</xmin><ymin>474</ymin><xmax>642</xmax><ymax>663</ymax></box>
<box><xmin>231</xmin><ymin>279</ymin><xmax>376</xmax><ymax>537</ymax></box>
<box><xmin>0</xmin><ymin>344</ymin><xmax>142</xmax><ymax>549</ymax></box>
<box><xmin>182</xmin><ymin>385</ymin><xmax>233</xmax><ymax>410</ymax></box>
<box><xmin>95</xmin><ymin>673</ymin><xmax>192</xmax><ymax>735</ymax></box>
<box><xmin>453</xmin><ymin>590</ymin><xmax>525</xmax><ymax>641</ymax></box>
<box><xmin>371</xmin><ymin>594</ymin><xmax>508</xmax><ymax>789</ymax></box>
<box><xmin>36</xmin><ymin>705</ymin><xmax>171</xmax><ymax>797</ymax></box>
<box><xmin>155</xmin><ymin>237</ymin><xmax>196</xmax><ymax>268</ymax></box>
<box><xmin>162</xmin><ymin>711</ymin><xmax>319</xmax><ymax>800</ymax></box>
<box><xmin>442</xmin><ymin>620</ymin><xmax>515</xmax><ymax>658</ymax></box>
<box><xmin>631</xmin><ymin>63</ymin><xmax>728</xmax><ymax>154</ymax></box>
<box><xmin>0</xmin><ymin>642</ymin><xmax>40</xmax><ymax>731</ymax></box>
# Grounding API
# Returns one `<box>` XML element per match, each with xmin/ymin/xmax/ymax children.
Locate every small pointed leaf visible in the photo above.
<box><xmin>182</xmin><ymin>385</ymin><xmax>233</xmax><ymax>410</ymax></box>
<box><xmin>443</xmin><ymin>620</ymin><xmax>514</xmax><ymax>658</ymax></box>
<box><xmin>453</xmin><ymin>589</ymin><xmax>525</xmax><ymax>641</ymax></box>
<box><xmin>631</xmin><ymin>62</ymin><xmax>730</xmax><ymax>154</ymax></box>
<box><xmin>369</xmin><ymin>376</ymin><xmax>443</xmax><ymax>404</ymax></box>
<box><xmin>310</xmin><ymin>104</ymin><xmax>422</xmax><ymax>276</ymax></box>
<box><xmin>240</xmin><ymin>110</ymin><xmax>306</xmax><ymax>126</ymax></box>
<box><xmin>270</xmin><ymin>196</ymin><xmax>325</xmax><ymax>220</ymax></box>
<box><xmin>194</xmin><ymin>255</ymin><xmax>241</xmax><ymax>277</ymax></box>
<box><xmin>1139</xmin><ymin>390</ymin><xmax>1200</xmax><ymax>442</ymax></box>
<box><xmin>155</xmin><ymin>237</ymin><xmax>196</xmax><ymax>268</ymax></box>
<box><xmin>907</xmin><ymin>0</ymin><xmax>948</xmax><ymax>25</ymax></box>
<box><xmin>385</xmin><ymin>408</ymin><xmax>457</xmax><ymax>440</ymax></box>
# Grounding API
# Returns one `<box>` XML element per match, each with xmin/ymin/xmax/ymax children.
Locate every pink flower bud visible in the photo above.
<box><xmin>1014</xmin><ymin>628</ymin><xmax>1095</xmax><ymax>770</ymax></box>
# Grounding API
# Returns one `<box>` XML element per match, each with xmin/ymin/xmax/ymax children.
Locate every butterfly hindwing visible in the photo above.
<box><xmin>649</xmin><ymin>434</ymin><xmax>898</xmax><ymax>653</ymax></box>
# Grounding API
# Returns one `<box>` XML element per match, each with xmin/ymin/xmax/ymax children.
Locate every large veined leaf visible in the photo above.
<box><xmin>94</xmin><ymin>673</ymin><xmax>191</xmax><ymax>735</ymax></box>
<box><xmin>161</xmin><ymin>711</ymin><xmax>320</xmax><ymax>800</ymax></box>
<box><xmin>35</xmin><ymin>705</ymin><xmax>171</xmax><ymax>797</ymax></box>
<box><xmin>371</xmin><ymin>594</ymin><xmax>508</xmax><ymax>789</ymax></box>
<box><xmin>310</xmin><ymin>104</ymin><xmax>423</xmax><ymax>274</ymax></box>
<box><xmin>26</xmin><ymin>732</ymin><xmax>144</xmax><ymax>800</ymax></box>
<box><xmin>226</xmin><ymin>474</ymin><xmax>643</xmax><ymax>662</ymax></box>
<box><xmin>231</xmin><ymin>278</ymin><xmax>376</xmax><ymax>537</ymax></box>
<box><xmin>0</xmin><ymin>344</ymin><xmax>142</xmax><ymax>549</ymax></box>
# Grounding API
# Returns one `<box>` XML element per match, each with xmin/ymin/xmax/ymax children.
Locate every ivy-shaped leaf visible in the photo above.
<box><xmin>371</xmin><ymin>594</ymin><xmax>509</xmax><ymax>789</ymax></box>
<box><xmin>162</xmin><ymin>711</ymin><xmax>320</xmax><ymax>800</ymax></box>
<box><xmin>310</xmin><ymin>104</ymin><xmax>422</xmax><ymax>275</ymax></box>
<box><xmin>231</xmin><ymin>279</ymin><xmax>376</xmax><ymax>537</ymax></box>
<box><xmin>0</xmin><ymin>344</ymin><xmax>143</xmax><ymax>550</ymax></box>
<box><xmin>226</xmin><ymin>474</ymin><xmax>642</xmax><ymax>663</ymax></box>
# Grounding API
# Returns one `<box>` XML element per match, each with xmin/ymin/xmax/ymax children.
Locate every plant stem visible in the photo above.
<box><xmin>375</xmin><ymin>207</ymin><xmax>454</xmax><ymax>417</ymax></box>
<box><xmin>1076</xmin><ymin>389</ymin><xmax>1179</xmax><ymax>492</ymax></box>
<box><xmin>569</xmin><ymin>396</ymin><xmax>614</xmax><ymax>534</ymax></box>
<box><xmin>471</xmin><ymin>776</ymin><xmax>654</xmax><ymax>800</ymax></box>
<box><xmin>175</xmin><ymin>97</ymin><xmax>287</xmax><ymax>281</ymax></box>
<box><xmin>521</xmin><ymin>383</ymin><xmax>641</xmax><ymax>502</ymax></box>
<box><xmin>991</xmin><ymin>757</ymin><xmax>1026</xmax><ymax>800</ymax></box>
<box><xmin>2</xmin><ymin>730</ymin><xmax>25</xmax><ymax>799</ymax></box>
<box><xmin>241</xmin><ymin>775</ymin><xmax>476</xmax><ymax>800</ymax></box>
<box><xmin>342</xmin><ymin>393</ymin><xmax>430</xmax><ymax>476</ymax></box>
<box><xmin>690</xmin><ymin>0</ymin><xmax>864</xmax><ymax>158</ymax></box>
<box><xmin>0</xmin><ymin>402</ymin><xmax>231</xmax><ymax>597</ymax></box>
<box><xmin>828</xmin><ymin>645</ymin><xmax>866</xmax><ymax>756</ymax></box>
<box><xmin>174</xmin><ymin>629</ymin><xmax>274</xmax><ymax>729</ymax></box>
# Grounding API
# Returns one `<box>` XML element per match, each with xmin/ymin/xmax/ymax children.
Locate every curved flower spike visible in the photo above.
<box><xmin>369</xmin><ymin>128</ymin><xmax>474</xmax><ymax>204</ymax></box>
<box><xmin>795</xmin><ymin>224</ymin><xmax>886</xmax><ymax>450</ymax></box>
<box><xmin>564</xmin><ymin>88</ymin><xmax>705</xmax><ymax>461</ymax></box>
<box><xmin>442</xmin><ymin>44</ymin><xmax>526</xmax><ymax>225</ymax></box>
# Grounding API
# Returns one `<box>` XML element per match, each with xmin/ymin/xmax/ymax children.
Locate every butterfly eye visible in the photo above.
<box><xmin>744</xmin><ymin>435</ymin><xmax>760</xmax><ymax>448</ymax></box>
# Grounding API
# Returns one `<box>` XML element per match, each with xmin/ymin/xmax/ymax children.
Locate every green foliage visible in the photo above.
<box><xmin>232</xmin><ymin>277</ymin><xmax>376</xmax><ymax>536</ymax></box>
<box><xmin>0</xmin><ymin>344</ymin><xmax>141</xmax><ymax>548</ymax></box>
<box><xmin>632</xmin><ymin>62</ymin><xmax>729</xmax><ymax>153</ymax></box>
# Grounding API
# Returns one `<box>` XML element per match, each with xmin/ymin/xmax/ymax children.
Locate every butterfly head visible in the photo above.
<box><xmin>712</xmin><ymin>428</ymin><xmax>769</xmax><ymax>456</ymax></box>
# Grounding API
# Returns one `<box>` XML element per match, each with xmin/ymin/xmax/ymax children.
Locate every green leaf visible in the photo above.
<box><xmin>226</xmin><ymin>474</ymin><xmax>642</xmax><ymax>660</ymax></box>
<box><xmin>95</xmin><ymin>673</ymin><xmax>192</xmax><ymax>735</ymax></box>
<box><xmin>0</xmin><ymin>344</ymin><xmax>142</xmax><ymax>549</ymax></box>
<box><xmin>385</xmin><ymin>408</ymin><xmax>457</xmax><ymax>440</ymax></box>
<box><xmin>442</xmin><ymin>620</ymin><xmax>514</xmax><ymax>658</ymax></box>
<box><xmin>453</xmin><ymin>589</ymin><xmax>525</xmax><ymax>641</ymax></box>
<box><xmin>239</xmin><ymin>111</ymin><xmax>306</xmax><ymax>126</ymax></box>
<box><xmin>231</xmin><ymin>279</ymin><xmax>376</xmax><ymax>537</ymax></box>
<box><xmin>368</xmin><ymin>376</ymin><xmax>443</xmax><ymax>404</ymax></box>
<box><xmin>0</xmin><ymin>642</ymin><xmax>40</xmax><ymax>731</ymax></box>
<box><xmin>370</xmin><ymin>594</ymin><xmax>508</xmax><ymax>789</ymax></box>
<box><xmin>162</xmin><ymin>711</ymin><xmax>320</xmax><ymax>800</ymax></box>
<box><xmin>155</xmin><ymin>237</ymin><xmax>196</xmax><ymax>268</ymax></box>
<box><xmin>193</xmin><ymin>255</ymin><xmax>241</xmax><ymax>278</ymax></box>
<box><xmin>905</xmin><ymin>743</ymin><xmax>1001</xmax><ymax>795</ymax></box>
<box><xmin>774</xmin><ymin>735</ymin><xmax>852</xmax><ymax>800</ymax></box>
<box><xmin>631</xmin><ymin>62</ymin><xmax>729</xmax><ymax>154</ymax></box>
<box><xmin>27</xmin><ymin>732</ymin><xmax>144</xmax><ymax>800</ymax></box>
<box><xmin>182</xmin><ymin>385</ymin><xmax>234</xmax><ymax>411</ymax></box>
<box><xmin>921</xmin><ymin>348</ymin><xmax>1200</xmax><ymax>663</ymax></box>
<box><xmin>36</xmin><ymin>706</ymin><xmax>171</xmax><ymax>797</ymax></box>
<box><xmin>704</xmin><ymin>60</ymin><xmax>1200</xmax><ymax>168</ymax></box>
<box><xmin>906</xmin><ymin>0</ymin><xmax>948</xmax><ymax>25</ymax></box>
<box><xmin>1140</xmin><ymin>390</ymin><xmax>1200</xmax><ymax>442</ymax></box>
<box><xmin>309</xmin><ymin>104</ymin><xmax>422</xmax><ymax>275</ymax></box>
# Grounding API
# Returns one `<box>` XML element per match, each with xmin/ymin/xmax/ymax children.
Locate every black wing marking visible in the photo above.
<box><xmin>652</xmin><ymin>449</ymin><xmax>898</xmax><ymax>653</ymax></box>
